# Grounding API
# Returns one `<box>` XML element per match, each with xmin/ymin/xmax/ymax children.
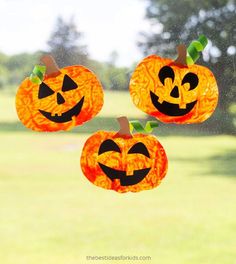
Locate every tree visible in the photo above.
<box><xmin>5</xmin><ymin>52</ymin><xmax>42</xmax><ymax>86</ymax></box>
<box><xmin>138</xmin><ymin>0</ymin><xmax>236</xmax><ymax>133</ymax></box>
<box><xmin>106</xmin><ymin>51</ymin><xmax>129</xmax><ymax>90</ymax></box>
<box><xmin>107</xmin><ymin>51</ymin><xmax>119</xmax><ymax>67</ymax></box>
<box><xmin>87</xmin><ymin>52</ymin><xmax>130</xmax><ymax>91</ymax></box>
<box><xmin>0</xmin><ymin>52</ymin><xmax>42</xmax><ymax>90</ymax></box>
<box><xmin>47</xmin><ymin>16</ymin><xmax>88</xmax><ymax>67</ymax></box>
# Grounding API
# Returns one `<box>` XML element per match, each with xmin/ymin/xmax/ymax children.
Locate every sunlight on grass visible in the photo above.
<box><xmin>99</xmin><ymin>91</ymin><xmax>146</xmax><ymax>118</ymax></box>
<box><xmin>0</xmin><ymin>91</ymin><xmax>145</xmax><ymax>123</ymax></box>
<box><xmin>0</xmin><ymin>91</ymin><xmax>235</xmax><ymax>264</ymax></box>
<box><xmin>0</xmin><ymin>132</ymin><xmax>235</xmax><ymax>264</ymax></box>
<box><xmin>0</xmin><ymin>93</ymin><xmax>18</xmax><ymax>122</ymax></box>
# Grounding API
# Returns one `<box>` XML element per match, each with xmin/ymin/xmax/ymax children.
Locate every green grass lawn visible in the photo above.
<box><xmin>0</xmin><ymin>92</ymin><xmax>235</xmax><ymax>264</ymax></box>
<box><xmin>0</xmin><ymin>90</ymin><xmax>146</xmax><ymax>122</ymax></box>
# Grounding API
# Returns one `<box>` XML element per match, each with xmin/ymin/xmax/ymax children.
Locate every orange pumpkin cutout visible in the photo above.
<box><xmin>130</xmin><ymin>45</ymin><xmax>218</xmax><ymax>124</ymax></box>
<box><xmin>80</xmin><ymin>116</ymin><xmax>168</xmax><ymax>193</ymax></box>
<box><xmin>16</xmin><ymin>55</ymin><xmax>104</xmax><ymax>132</ymax></box>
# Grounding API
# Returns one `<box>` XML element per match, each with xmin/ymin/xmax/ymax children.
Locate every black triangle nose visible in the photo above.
<box><xmin>170</xmin><ymin>86</ymin><xmax>179</xmax><ymax>98</ymax></box>
<box><xmin>57</xmin><ymin>92</ymin><xmax>65</xmax><ymax>105</ymax></box>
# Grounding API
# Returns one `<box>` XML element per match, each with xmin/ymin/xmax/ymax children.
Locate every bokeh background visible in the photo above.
<box><xmin>0</xmin><ymin>0</ymin><xmax>235</xmax><ymax>263</ymax></box>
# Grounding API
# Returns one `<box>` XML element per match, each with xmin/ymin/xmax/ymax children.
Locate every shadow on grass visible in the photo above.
<box><xmin>0</xmin><ymin>118</ymin><xmax>119</xmax><ymax>134</ymax></box>
<box><xmin>0</xmin><ymin>116</ymin><xmax>228</xmax><ymax>136</ymax></box>
<box><xmin>0</xmin><ymin>118</ymin><xmax>235</xmax><ymax>177</ymax></box>
<box><xmin>208</xmin><ymin>151</ymin><xmax>236</xmax><ymax>177</ymax></box>
<box><xmin>172</xmin><ymin>150</ymin><xmax>236</xmax><ymax>177</ymax></box>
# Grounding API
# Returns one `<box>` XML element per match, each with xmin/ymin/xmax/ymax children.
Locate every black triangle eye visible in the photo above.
<box><xmin>61</xmin><ymin>75</ymin><xmax>78</xmax><ymax>92</ymax></box>
<box><xmin>181</xmin><ymin>73</ymin><xmax>199</xmax><ymax>90</ymax></box>
<box><xmin>158</xmin><ymin>66</ymin><xmax>175</xmax><ymax>85</ymax></box>
<box><xmin>38</xmin><ymin>82</ymin><xmax>55</xmax><ymax>99</ymax></box>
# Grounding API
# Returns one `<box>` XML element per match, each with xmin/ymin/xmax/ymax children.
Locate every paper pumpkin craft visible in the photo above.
<box><xmin>16</xmin><ymin>55</ymin><xmax>104</xmax><ymax>132</ymax></box>
<box><xmin>129</xmin><ymin>44</ymin><xmax>219</xmax><ymax>124</ymax></box>
<box><xmin>80</xmin><ymin>116</ymin><xmax>168</xmax><ymax>193</ymax></box>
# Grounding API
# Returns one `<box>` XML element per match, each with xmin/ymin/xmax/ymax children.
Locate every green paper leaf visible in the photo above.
<box><xmin>187</xmin><ymin>35</ymin><xmax>208</xmax><ymax>65</ymax></box>
<box><xmin>29</xmin><ymin>65</ymin><xmax>46</xmax><ymax>84</ymax></box>
<box><xmin>129</xmin><ymin>120</ymin><xmax>159</xmax><ymax>133</ymax></box>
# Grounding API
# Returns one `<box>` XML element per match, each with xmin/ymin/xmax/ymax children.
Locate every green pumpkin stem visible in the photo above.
<box><xmin>40</xmin><ymin>55</ymin><xmax>60</xmax><ymax>75</ymax></box>
<box><xmin>174</xmin><ymin>44</ymin><xmax>187</xmax><ymax>66</ymax></box>
<box><xmin>116</xmin><ymin>116</ymin><xmax>132</xmax><ymax>137</ymax></box>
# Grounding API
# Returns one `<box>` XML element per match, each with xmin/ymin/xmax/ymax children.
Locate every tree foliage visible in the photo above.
<box><xmin>0</xmin><ymin>52</ymin><xmax>42</xmax><ymax>90</ymax></box>
<box><xmin>47</xmin><ymin>16</ymin><xmax>88</xmax><ymax>67</ymax></box>
<box><xmin>87</xmin><ymin>58</ymin><xmax>129</xmax><ymax>91</ymax></box>
<box><xmin>139</xmin><ymin>0</ymin><xmax>236</xmax><ymax>132</ymax></box>
<box><xmin>0</xmin><ymin>15</ymin><xmax>130</xmax><ymax>92</ymax></box>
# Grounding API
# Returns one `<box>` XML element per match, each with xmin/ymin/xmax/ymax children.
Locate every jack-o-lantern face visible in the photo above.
<box><xmin>16</xmin><ymin>56</ymin><xmax>104</xmax><ymax>132</ymax></box>
<box><xmin>38</xmin><ymin>74</ymin><xmax>85</xmax><ymax>123</ymax></box>
<box><xmin>80</xmin><ymin>117</ymin><xmax>168</xmax><ymax>193</ymax></box>
<box><xmin>150</xmin><ymin>65</ymin><xmax>199</xmax><ymax>116</ymax></box>
<box><xmin>130</xmin><ymin>45</ymin><xmax>218</xmax><ymax>124</ymax></box>
<box><xmin>98</xmin><ymin>139</ymin><xmax>151</xmax><ymax>186</ymax></box>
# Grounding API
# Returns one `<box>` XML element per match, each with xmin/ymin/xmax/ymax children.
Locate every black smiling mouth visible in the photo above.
<box><xmin>98</xmin><ymin>162</ymin><xmax>151</xmax><ymax>186</ymax></box>
<box><xmin>39</xmin><ymin>96</ymin><xmax>84</xmax><ymax>123</ymax></box>
<box><xmin>150</xmin><ymin>91</ymin><xmax>197</xmax><ymax>116</ymax></box>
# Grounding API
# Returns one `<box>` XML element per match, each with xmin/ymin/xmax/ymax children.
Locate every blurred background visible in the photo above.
<box><xmin>0</xmin><ymin>0</ymin><xmax>235</xmax><ymax>263</ymax></box>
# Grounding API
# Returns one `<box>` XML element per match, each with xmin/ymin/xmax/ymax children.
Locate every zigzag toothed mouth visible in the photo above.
<box><xmin>150</xmin><ymin>91</ymin><xmax>197</xmax><ymax>116</ymax></box>
<box><xmin>98</xmin><ymin>162</ymin><xmax>151</xmax><ymax>186</ymax></box>
<box><xmin>39</xmin><ymin>96</ymin><xmax>84</xmax><ymax>123</ymax></box>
